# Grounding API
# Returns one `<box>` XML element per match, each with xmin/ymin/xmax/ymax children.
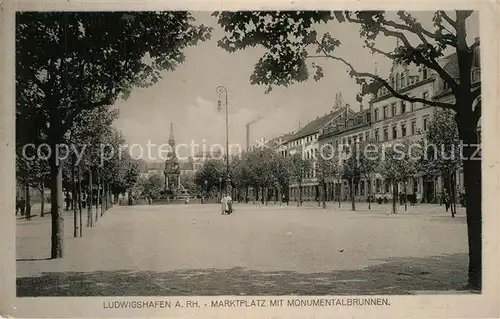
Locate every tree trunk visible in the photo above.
<box><xmin>298</xmin><ymin>182</ymin><xmax>302</xmax><ymax>207</ymax></box>
<box><xmin>40</xmin><ymin>182</ymin><xmax>45</xmax><ymax>217</ymax></box>
<box><xmin>451</xmin><ymin>172</ymin><xmax>457</xmax><ymax>217</ymax></box>
<box><xmin>64</xmin><ymin>189</ymin><xmax>69</xmax><ymax>211</ymax></box>
<box><xmin>78</xmin><ymin>166</ymin><xmax>83</xmax><ymax>238</ymax></box>
<box><xmin>87</xmin><ymin>168</ymin><xmax>93</xmax><ymax>227</ymax></box>
<box><xmin>322</xmin><ymin>181</ymin><xmax>327</xmax><ymax>209</ymax></box>
<box><xmin>368</xmin><ymin>178</ymin><xmax>372</xmax><ymax>210</ymax></box>
<box><xmin>25</xmin><ymin>182</ymin><xmax>31</xmax><ymax>220</ymax></box>
<box><xmin>338</xmin><ymin>181</ymin><xmax>341</xmax><ymax>208</ymax></box>
<box><xmin>447</xmin><ymin>171</ymin><xmax>454</xmax><ymax>217</ymax></box>
<box><xmin>101</xmin><ymin>180</ymin><xmax>105</xmax><ymax>213</ymax></box>
<box><xmin>404</xmin><ymin>181</ymin><xmax>408</xmax><ymax>212</ymax></box>
<box><xmin>457</xmin><ymin>115</ymin><xmax>482</xmax><ymax>290</ymax></box>
<box><xmin>108</xmin><ymin>188</ymin><xmax>112</xmax><ymax>208</ymax></box>
<box><xmin>264</xmin><ymin>187</ymin><xmax>268</xmax><ymax>206</ymax></box>
<box><xmin>463</xmin><ymin>155</ymin><xmax>481</xmax><ymax>289</ymax></box>
<box><xmin>49</xmin><ymin>157</ymin><xmax>64</xmax><ymax>258</ymax></box>
<box><xmin>72</xmin><ymin>155</ymin><xmax>78</xmax><ymax>237</ymax></box>
<box><xmin>392</xmin><ymin>183</ymin><xmax>398</xmax><ymax>214</ymax></box>
<box><xmin>316</xmin><ymin>185</ymin><xmax>320</xmax><ymax>207</ymax></box>
<box><xmin>351</xmin><ymin>178</ymin><xmax>356</xmax><ymax>211</ymax></box>
<box><xmin>95</xmin><ymin>169</ymin><xmax>100</xmax><ymax>222</ymax></box>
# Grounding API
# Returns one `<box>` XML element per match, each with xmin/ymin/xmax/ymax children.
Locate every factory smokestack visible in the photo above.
<box><xmin>246</xmin><ymin>115</ymin><xmax>264</xmax><ymax>152</ymax></box>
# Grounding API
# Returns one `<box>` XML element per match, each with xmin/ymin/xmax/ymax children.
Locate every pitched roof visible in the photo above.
<box><xmin>266</xmin><ymin>131</ymin><xmax>296</xmax><ymax>148</ymax></box>
<box><xmin>440</xmin><ymin>52</ymin><xmax>459</xmax><ymax>78</ymax></box>
<box><xmin>292</xmin><ymin>107</ymin><xmax>345</xmax><ymax>140</ymax></box>
<box><xmin>439</xmin><ymin>42</ymin><xmax>480</xmax><ymax>79</ymax></box>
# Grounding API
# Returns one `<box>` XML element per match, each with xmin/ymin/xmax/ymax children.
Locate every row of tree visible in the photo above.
<box><xmin>16</xmin><ymin>12</ymin><xmax>212</xmax><ymax>258</ymax></box>
<box><xmin>214</xmin><ymin>10</ymin><xmax>481</xmax><ymax>289</ymax></box>
<box><xmin>193</xmin><ymin>108</ymin><xmax>462</xmax><ymax>215</ymax></box>
<box><xmin>16</xmin><ymin>105</ymin><xmax>141</xmax><ymax>236</ymax></box>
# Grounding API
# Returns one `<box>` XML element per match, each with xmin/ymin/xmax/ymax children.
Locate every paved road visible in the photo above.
<box><xmin>16</xmin><ymin>202</ymin><xmax>469</xmax><ymax>296</ymax></box>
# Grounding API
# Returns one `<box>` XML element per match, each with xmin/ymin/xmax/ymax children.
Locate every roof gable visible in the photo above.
<box><xmin>292</xmin><ymin>107</ymin><xmax>345</xmax><ymax>140</ymax></box>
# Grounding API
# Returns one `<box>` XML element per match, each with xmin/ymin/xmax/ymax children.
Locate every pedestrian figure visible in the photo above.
<box><xmin>19</xmin><ymin>197</ymin><xmax>26</xmax><ymax>215</ymax></box>
<box><xmin>460</xmin><ymin>192</ymin><xmax>466</xmax><ymax>207</ymax></box>
<box><xmin>221</xmin><ymin>193</ymin><xmax>232</xmax><ymax>215</ymax></box>
<box><xmin>64</xmin><ymin>192</ymin><xmax>72</xmax><ymax>211</ymax></box>
<box><xmin>16</xmin><ymin>197</ymin><xmax>20</xmax><ymax>215</ymax></box>
<box><xmin>443</xmin><ymin>189</ymin><xmax>451</xmax><ymax>212</ymax></box>
<box><xmin>82</xmin><ymin>193</ymin><xmax>87</xmax><ymax>208</ymax></box>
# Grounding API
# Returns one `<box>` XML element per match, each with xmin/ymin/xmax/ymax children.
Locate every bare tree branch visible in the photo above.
<box><xmin>471</xmin><ymin>86</ymin><xmax>481</xmax><ymax>100</ymax></box>
<box><xmin>364</xmin><ymin>41</ymin><xmax>397</xmax><ymax>59</ymax></box>
<box><xmin>343</xmin><ymin>13</ymin><xmax>460</xmax><ymax>94</ymax></box>
<box><xmin>308</xmin><ymin>53</ymin><xmax>456</xmax><ymax>110</ymax></box>
<box><xmin>439</xmin><ymin>11</ymin><xmax>457</xmax><ymax>29</ymax></box>
<box><xmin>473</xmin><ymin>93</ymin><xmax>481</xmax><ymax>120</ymax></box>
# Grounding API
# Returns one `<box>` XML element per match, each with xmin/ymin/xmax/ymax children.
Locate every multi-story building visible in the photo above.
<box><xmin>318</xmin><ymin>105</ymin><xmax>371</xmax><ymax>201</ymax></box>
<box><xmin>433</xmin><ymin>38</ymin><xmax>481</xmax><ymax>197</ymax></box>
<box><xmin>369</xmin><ymin>62</ymin><xmax>438</xmax><ymax>202</ymax></box>
<box><xmin>285</xmin><ymin>107</ymin><xmax>346</xmax><ymax>201</ymax></box>
<box><xmin>368</xmin><ymin>41</ymin><xmax>480</xmax><ymax>203</ymax></box>
<box><xmin>268</xmin><ymin>41</ymin><xmax>480</xmax><ymax>205</ymax></box>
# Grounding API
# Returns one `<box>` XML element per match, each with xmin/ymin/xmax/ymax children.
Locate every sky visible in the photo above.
<box><xmin>112</xmin><ymin>11</ymin><xmax>479</xmax><ymax>161</ymax></box>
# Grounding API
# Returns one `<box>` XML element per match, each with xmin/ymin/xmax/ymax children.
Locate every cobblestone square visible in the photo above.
<box><xmin>16</xmin><ymin>203</ymin><xmax>470</xmax><ymax>296</ymax></box>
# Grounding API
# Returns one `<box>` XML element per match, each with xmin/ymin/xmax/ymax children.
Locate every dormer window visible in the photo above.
<box><xmin>400</xmin><ymin>73</ymin><xmax>405</xmax><ymax>88</ymax></box>
<box><xmin>395</xmin><ymin>73</ymin><xmax>400</xmax><ymax>90</ymax></box>
<box><xmin>422</xmin><ymin>67</ymin><xmax>428</xmax><ymax>80</ymax></box>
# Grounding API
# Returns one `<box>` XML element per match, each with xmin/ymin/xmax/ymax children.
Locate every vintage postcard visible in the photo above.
<box><xmin>1</xmin><ymin>0</ymin><xmax>499</xmax><ymax>318</ymax></box>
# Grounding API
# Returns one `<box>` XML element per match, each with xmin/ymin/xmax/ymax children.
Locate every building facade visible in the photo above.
<box><xmin>285</xmin><ymin>108</ymin><xmax>346</xmax><ymax>201</ymax></box>
<box><xmin>267</xmin><ymin>42</ymin><xmax>480</xmax><ymax>204</ymax></box>
<box><xmin>369</xmin><ymin>62</ymin><xmax>439</xmax><ymax>202</ymax></box>
<box><xmin>318</xmin><ymin>105</ymin><xmax>371</xmax><ymax>201</ymax></box>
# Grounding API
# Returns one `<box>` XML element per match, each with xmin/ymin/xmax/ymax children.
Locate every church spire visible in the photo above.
<box><xmin>168</xmin><ymin>122</ymin><xmax>175</xmax><ymax>147</ymax></box>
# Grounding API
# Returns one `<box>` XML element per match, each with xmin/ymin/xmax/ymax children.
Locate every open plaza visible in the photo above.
<box><xmin>16</xmin><ymin>202</ymin><xmax>468</xmax><ymax>296</ymax></box>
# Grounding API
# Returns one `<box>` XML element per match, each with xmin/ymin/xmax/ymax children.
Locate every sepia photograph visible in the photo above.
<box><xmin>3</xmin><ymin>4</ymin><xmax>498</xmax><ymax>318</ymax></box>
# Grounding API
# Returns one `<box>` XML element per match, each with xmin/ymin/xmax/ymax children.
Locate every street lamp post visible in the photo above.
<box><xmin>204</xmin><ymin>180</ymin><xmax>208</xmax><ymax>204</ymax></box>
<box><xmin>352</xmin><ymin>137</ymin><xmax>361</xmax><ymax>211</ymax></box>
<box><xmin>219</xmin><ymin>177</ymin><xmax>223</xmax><ymax>201</ymax></box>
<box><xmin>337</xmin><ymin>173</ymin><xmax>342</xmax><ymax>208</ymax></box>
<box><xmin>217</xmin><ymin>86</ymin><xmax>231</xmax><ymax>195</ymax></box>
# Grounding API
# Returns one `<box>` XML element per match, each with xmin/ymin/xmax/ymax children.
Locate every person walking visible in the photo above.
<box><xmin>16</xmin><ymin>197</ymin><xmax>20</xmax><ymax>215</ymax></box>
<box><xmin>443</xmin><ymin>189</ymin><xmax>451</xmax><ymax>212</ymax></box>
<box><xmin>19</xmin><ymin>197</ymin><xmax>26</xmax><ymax>215</ymax></box>
<box><xmin>221</xmin><ymin>193</ymin><xmax>232</xmax><ymax>215</ymax></box>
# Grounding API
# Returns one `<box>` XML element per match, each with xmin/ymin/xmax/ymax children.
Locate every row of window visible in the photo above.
<box><xmin>340</xmin><ymin>131</ymin><xmax>370</xmax><ymax>147</ymax></box>
<box><xmin>288</xmin><ymin>133</ymin><xmax>319</xmax><ymax>148</ymax></box>
<box><xmin>314</xmin><ymin>177</ymin><xmax>421</xmax><ymax>196</ymax></box>
<box><xmin>373</xmin><ymin>115</ymin><xmax>429</xmax><ymax>142</ymax></box>
<box><xmin>377</xmin><ymin>68</ymin><xmax>429</xmax><ymax>97</ymax></box>
<box><xmin>290</xmin><ymin>185</ymin><xmax>317</xmax><ymax>197</ymax></box>
<box><xmin>304</xmin><ymin>148</ymin><xmax>317</xmax><ymax>160</ymax></box>
<box><xmin>374</xmin><ymin>178</ymin><xmax>420</xmax><ymax>194</ymax></box>
<box><xmin>373</xmin><ymin>92</ymin><xmax>429</xmax><ymax>122</ymax></box>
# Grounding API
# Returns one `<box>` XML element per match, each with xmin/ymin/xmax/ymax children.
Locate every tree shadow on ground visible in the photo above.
<box><xmin>16</xmin><ymin>257</ymin><xmax>51</xmax><ymax>262</ymax></box>
<box><xmin>17</xmin><ymin>253</ymin><xmax>475</xmax><ymax>297</ymax></box>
